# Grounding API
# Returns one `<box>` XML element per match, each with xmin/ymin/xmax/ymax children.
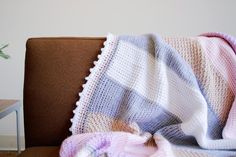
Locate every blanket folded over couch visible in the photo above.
<box><xmin>60</xmin><ymin>33</ymin><xmax>236</xmax><ymax>157</ymax></box>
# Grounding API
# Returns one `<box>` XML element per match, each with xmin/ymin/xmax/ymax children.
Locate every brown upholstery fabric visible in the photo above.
<box><xmin>24</xmin><ymin>37</ymin><xmax>105</xmax><ymax>147</ymax></box>
<box><xmin>18</xmin><ymin>147</ymin><xmax>59</xmax><ymax>157</ymax></box>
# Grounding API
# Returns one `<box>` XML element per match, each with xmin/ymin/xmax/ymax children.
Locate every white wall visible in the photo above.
<box><xmin>0</xmin><ymin>0</ymin><xmax>235</xmax><ymax>150</ymax></box>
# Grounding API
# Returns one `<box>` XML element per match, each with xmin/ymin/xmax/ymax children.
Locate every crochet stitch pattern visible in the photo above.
<box><xmin>61</xmin><ymin>33</ymin><xmax>236</xmax><ymax>157</ymax></box>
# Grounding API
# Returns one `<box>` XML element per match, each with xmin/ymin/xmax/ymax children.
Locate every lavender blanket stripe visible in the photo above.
<box><xmin>60</xmin><ymin>33</ymin><xmax>236</xmax><ymax>157</ymax></box>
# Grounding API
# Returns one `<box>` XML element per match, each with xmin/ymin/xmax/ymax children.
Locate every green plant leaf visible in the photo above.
<box><xmin>0</xmin><ymin>44</ymin><xmax>10</xmax><ymax>59</ymax></box>
<box><xmin>0</xmin><ymin>44</ymin><xmax>9</xmax><ymax>50</ymax></box>
<box><xmin>0</xmin><ymin>51</ymin><xmax>10</xmax><ymax>59</ymax></box>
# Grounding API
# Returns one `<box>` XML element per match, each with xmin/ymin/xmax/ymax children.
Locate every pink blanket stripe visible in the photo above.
<box><xmin>200</xmin><ymin>32</ymin><xmax>236</xmax><ymax>139</ymax></box>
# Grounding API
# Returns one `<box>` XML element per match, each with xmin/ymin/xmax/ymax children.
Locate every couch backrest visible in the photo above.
<box><xmin>23</xmin><ymin>37</ymin><xmax>105</xmax><ymax>147</ymax></box>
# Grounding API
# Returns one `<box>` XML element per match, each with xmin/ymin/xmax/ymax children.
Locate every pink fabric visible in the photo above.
<box><xmin>59</xmin><ymin>132</ymin><xmax>177</xmax><ymax>157</ymax></box>
<box><xmin>60</xmin><ymin>132</ymin><xmax>154</xmax><ymax>157</ymax></box>
<box><xmin>200</xmin><ymin>32</ymin><xmax>236</xmax><ymax>139</ymax></box>
<box><xmin>201</xmin><ymin>32</ymin><xmax>236</xmax><ymax>53</ymax></box>
<box><xmin>198</xmin><ymin>36</ymin><xmax>236</xmax><ymax>94</ymax></box>
<box><xmin>223</xmin><ymin>99</ymin><xmax>236</xmax><ymax>139</ymax></box>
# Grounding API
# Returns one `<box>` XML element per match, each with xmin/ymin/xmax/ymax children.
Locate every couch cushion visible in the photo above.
<box><xmin>24</xmin><ymin>38</ymin><xmax>105</xmax><ymax>147</ymax></box>
<box><xmin>18</xmin><ymin>147</ymin><xmax>59</xmax><ymax>157</ymax></box>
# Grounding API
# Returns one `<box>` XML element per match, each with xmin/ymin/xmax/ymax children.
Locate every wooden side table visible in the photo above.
<box><xmin>0</xmin><ymin>99</ymin><xmax>21</xmax><ymax>154</ymax></box>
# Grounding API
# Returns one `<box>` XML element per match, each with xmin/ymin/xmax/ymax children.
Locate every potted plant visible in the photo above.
<box><xmin>0</xmin><ymin>44</ymin><xmax>10</xmax><ymax>59</ymax></box>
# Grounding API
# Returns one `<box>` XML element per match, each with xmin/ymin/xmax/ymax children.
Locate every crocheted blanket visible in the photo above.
<box><xmin>60</xmin><ymin>33</ymin><xmax>236</xmax><ymax>157</ymax></box>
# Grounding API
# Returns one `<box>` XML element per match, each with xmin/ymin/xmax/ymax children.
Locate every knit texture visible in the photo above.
<box><xmin>61</xmin><ymin>33</ymin><xmax>236</xmax><ymax>157</ymax></box>
<box><xmin>200</xmin><ymin>32</ymin><xmax>236</xmax><ymax>140</ymax></box>
<box><xmin>60</xmin><ymin>132</ymin><xmax>236</xmax><ymax>157</ymax></box>
<box><xmin>201</xmin><ymin>32</ymin><xmax>236</xmax><ymax>53</ymax></box>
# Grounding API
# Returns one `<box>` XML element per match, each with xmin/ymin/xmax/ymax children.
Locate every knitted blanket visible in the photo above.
<box><xmin>60</xmin><ymin>33</ymin><xmax>236</xmax><ymax>157</ymax></box>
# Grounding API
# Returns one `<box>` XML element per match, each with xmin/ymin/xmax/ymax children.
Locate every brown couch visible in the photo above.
<box><xmin>18</xmin><ymin>37</ymin><xmax>106</xmax><ymax>157</ymax></box>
